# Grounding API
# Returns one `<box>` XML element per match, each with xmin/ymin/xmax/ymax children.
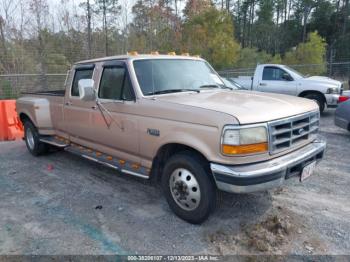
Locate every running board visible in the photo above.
<box><xmin>65</xmin><ymin>143</ymin><xmax>150</xmax><ymax>179</ymax></box>
<box><xmin>40</xmin><ymin>136</ymin><xmax>70</xmax><ymax>148</ymax></box>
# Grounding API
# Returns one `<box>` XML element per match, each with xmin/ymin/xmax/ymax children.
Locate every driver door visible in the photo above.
<box><xmin>258</xmin><ymin>66</ymin><xmax>297</xmax><ymax>95</ymax></box>
<box><xmin>90</xmin><ymin>60</ymin><xmax>140</xmax><ymax>163</ymax></box>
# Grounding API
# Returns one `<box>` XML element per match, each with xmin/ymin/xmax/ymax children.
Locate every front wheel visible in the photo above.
<box><xmin>161</xmin><ymin>152</ymin><xmax>216</xmax><ymax>224</ymax></box>
<box><xmin>24</xmin><ymin>121</ymin><xmax>49</xmax><ymax>156</ymax></box>
<box><xmin>304</xmin><ymin>93</ymin><xmax>325</xmax><ymax>113</ymax></box>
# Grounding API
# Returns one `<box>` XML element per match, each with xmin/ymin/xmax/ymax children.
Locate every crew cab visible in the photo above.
<box><xmin>17</xmin><ymin>55</ymin><xmax>326</xmax><ymax>223</ymax></box>
<box><xmin>233</xmin><ymin>64</ymin><xmax>343</xmax><ymax>112</ymax></box>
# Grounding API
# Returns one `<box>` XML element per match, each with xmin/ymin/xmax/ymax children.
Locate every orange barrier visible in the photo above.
<box><xmin>0</xmin><ymin>100</ymin><xmax>24</xmax><ymax>141</ymax></box>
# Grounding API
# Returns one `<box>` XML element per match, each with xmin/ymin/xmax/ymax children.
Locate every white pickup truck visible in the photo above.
<box><xmin>233</xmin><ymin>64</ymin><xmax>343</xmax><ymax>112</ymax></box>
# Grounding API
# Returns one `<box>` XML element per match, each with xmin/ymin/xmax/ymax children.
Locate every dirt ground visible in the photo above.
<box><xmin>0</xmin><ymin>109</ymin><xmax>349</xmax><ymax>255</ymax></box>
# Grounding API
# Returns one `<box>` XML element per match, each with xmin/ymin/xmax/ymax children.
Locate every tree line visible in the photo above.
<box><xmin>0</xmin><ymin>0</ymin><xmax>348</xmax><ymax>76</ymax></box>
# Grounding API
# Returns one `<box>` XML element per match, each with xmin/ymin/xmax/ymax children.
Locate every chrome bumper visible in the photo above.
<box><xmin>325</xmin><ymin>94</ymin><xmax>339</xmax><ymax>106</ymax></box>
<box><xmin>210</xmin><ymin>138</ymin><xmax>326</xmax><ymax>194</ymax></box>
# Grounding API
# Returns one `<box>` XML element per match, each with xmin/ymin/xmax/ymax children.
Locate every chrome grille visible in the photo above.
<box><xmin>268</xmin><ymin>111</ymin><xmax>320</xmax><ymax>154</ymax></box>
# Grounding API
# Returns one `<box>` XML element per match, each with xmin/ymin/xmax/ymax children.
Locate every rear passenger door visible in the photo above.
<box><xmin>90</xmin><ymin>60</ymin><xmax>140</xmax><ymax>164</ymax></box>
<box><xmin>258</xmin><ymin>66</ymin><xmax>297</xmax><ymax>95</ymax></box>
<box><xmin>63</xmin><ymin>64</ymin><xmax>95</xmax><ymax>140</ymax></box>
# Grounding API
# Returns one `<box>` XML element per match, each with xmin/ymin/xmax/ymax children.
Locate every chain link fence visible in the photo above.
<box><xmin>0</xmin><ymin>74</ymin><xmax>67</xmax><ymax>99</ymax></box>
<box><xmin>1</xmin><ymin>62</ymin><xmax>350</xmax><ymax>99</ymax></box>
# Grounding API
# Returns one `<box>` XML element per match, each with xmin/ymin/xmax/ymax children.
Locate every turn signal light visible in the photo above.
<box><xmin>127</xmin><ymin>51</ymin><xmax>138</xmax><ymax>56</ymax></box>
<box><xmin>222</xmin><ymin>142</ymin><xmax>268</xmax><ymax>155</ymax></box>
<box><xmin>132</xmin><ymin>163</ymin><xmax>140</xmax><ymax>170</ymax></box>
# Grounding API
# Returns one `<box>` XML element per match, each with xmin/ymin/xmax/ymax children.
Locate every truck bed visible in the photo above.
<box><xmin>232</xmin><ymin>76</ymin><xmax>253</xmax><ymax>89</ymax></box>
<box><xmin>17</xmin><ymin>91</ymin><xmax>65</xmax><ymax>135</ymax></box>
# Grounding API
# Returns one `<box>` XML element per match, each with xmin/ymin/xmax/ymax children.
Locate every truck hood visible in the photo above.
<box><xmin>300</xmin><ymin>76</ymin><xmax>341</xmax><ymax>87</ymax></box>
<box><xmin>156</xmin><ymin>90</ymin><xmax>318</xmax><ymax>124</ymax></box>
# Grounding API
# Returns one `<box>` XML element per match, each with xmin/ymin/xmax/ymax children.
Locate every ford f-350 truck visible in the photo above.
<box><xmin>233</xmin><ymin>64</ymin><xmax>343</xmax><ymax>112</ymax></box>
<box><xmin>16</xmin><ymin>54</ymin><xmax>326</xmax><ymax>223</ymax></box>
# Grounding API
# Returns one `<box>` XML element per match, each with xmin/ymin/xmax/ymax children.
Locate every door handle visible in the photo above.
<box><xmin>65</xmin><ymin>101</ymin><xmax>72</xmax><ymax>106</ymax></box>
<box><xmin>259</xmin><ymin>83</ymin><xmax>267</xmax><ymax>86</ymax></box>
<box><xmin>91</xmin><ymin>105</ymin><xmax>97</xmax><ymax>110</ymax></box>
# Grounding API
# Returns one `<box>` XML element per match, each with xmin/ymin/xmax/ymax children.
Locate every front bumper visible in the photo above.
<box><xmin>210</xmin><ymin>137</ymin><xmax>326</xmax><ymax>193</ymax></box>
<box><xmin>325</xmin><ymin>93</ymin><xmax>339</xmax><ymax>107</ymax></box>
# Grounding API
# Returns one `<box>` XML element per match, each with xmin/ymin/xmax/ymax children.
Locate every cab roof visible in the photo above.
<box><xmin>75</xmin><ymin>54</ymin><xmax>203</xmax><ymax>65</ymax></box>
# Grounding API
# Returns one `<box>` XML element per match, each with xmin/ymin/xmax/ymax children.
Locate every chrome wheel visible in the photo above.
<box><xmin>169</xmin><ymin>168</ymin><xmax>201</xmax><ymax>211</ymax></box>
<box><xmin>26</xmin><ymin>127</ymin><xmax>35</xmax><ymax>150</ymax></box>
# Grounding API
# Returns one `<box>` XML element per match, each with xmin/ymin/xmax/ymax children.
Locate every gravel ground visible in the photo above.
<box><xmin>0</xmin><ymin>109</ymin><xmax>349</xmax><ymax>255</ymax></box>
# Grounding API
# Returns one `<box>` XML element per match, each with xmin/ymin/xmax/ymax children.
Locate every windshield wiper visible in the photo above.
<box><xmin>221</xmin><ymin>85</ymin><xmax>234</xmax><ymax>90</ymax></box>
<box><xmin>146</xmin><ymin>89</ymin><xmax>200</xmax><ymax>96</ymax></box>
<box><xmin>198</xmin><ymin>84</ymin><xmax>221</xmax><ymax>89</ymax></box>
<box><xmin>200</xmin><ymin>84</ymin><xmax>235</xmax><ymax>90</ymax></box>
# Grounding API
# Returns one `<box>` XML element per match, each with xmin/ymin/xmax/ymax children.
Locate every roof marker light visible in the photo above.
<box><xmin>127</xmin><ymin>51</ymin><xmax>138</xmax><ymax>56</ymax></box>
<box><xmin>151</xmin><ymin>51</ymin><xmax>159</xmax><ymax>55</ymax></box>
<box><xmin>168</xmin><ymin>52</ymin><xmax>176</xmax><ymax>56</ymax></box>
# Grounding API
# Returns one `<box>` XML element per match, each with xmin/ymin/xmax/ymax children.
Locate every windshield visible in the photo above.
<box><xmin>222</xmin><ymin>78</ymin><xmax>246</xmax><ymax>90</ymax></box>
<box><xmin>283</xmin><ymin>65</ymin><xmax>305</xmax><ymax>78</ymax></box>
<box><xmin>222</xmin><ymin>78</ymin><xmax>238</xmax><ymax>89</ymax></box>
<box><xmin>133</xmin><ymin>59</ymin><xmax>225</xmax><ymax>96</ymax></box>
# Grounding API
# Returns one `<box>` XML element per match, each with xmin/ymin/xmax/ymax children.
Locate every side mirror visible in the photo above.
<box><xmin>282</xmin><ymin>73</ymin><xmax>293</xmax><ymax>81</ymax></box>
<box><xmin>78</xmin><ymin>79</ymin><xmax>95</xmax><ymax>101</ymax></box>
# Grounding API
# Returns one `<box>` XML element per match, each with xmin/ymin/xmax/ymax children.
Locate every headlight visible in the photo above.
<box><xmin>326</xmin><ymin>87</ymin><xmax>340</xmax><ymax>94</ymax></box>
<box><xmin>221</xmin><ymin>126</ymin><xmax>268</xmax><ymax>155</ymax></box>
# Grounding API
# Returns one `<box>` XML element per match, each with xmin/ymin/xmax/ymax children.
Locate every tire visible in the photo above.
<box><xmin>161</xmin><ymin>151</ymin><xmax>216</xmax><ymax>224</ymax></box>
<box><xmin>304</xmin><ymin>93</ymin><xmax>325</xmax><ymax>113</ymax></box>
<box><xmin>24</xmin><ymin>121</ymin><xmax>49</xmax><ymax>156</ymax></box>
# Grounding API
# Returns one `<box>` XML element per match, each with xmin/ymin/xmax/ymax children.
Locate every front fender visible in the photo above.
<box><xmin>297</xmin><ymin>80</ymin><xmax>337</xmax><ymax>94</ymax></box>
<box><xmin>155</xmin><ymin>129</ymin><xmax>218</xmax><ymax>162</ymax></box>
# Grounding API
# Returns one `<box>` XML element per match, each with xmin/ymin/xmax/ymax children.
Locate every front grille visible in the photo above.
<box><xmin>268</xmin><ymin>111</ymin><xmax>319</xmax><ymax>154</ymax></box>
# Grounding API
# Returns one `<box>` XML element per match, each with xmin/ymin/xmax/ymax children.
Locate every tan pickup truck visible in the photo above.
<box><xmin>17</xmin><ymin>54</ymin><xmax>326</xmax><ymax>223</ymax></box>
